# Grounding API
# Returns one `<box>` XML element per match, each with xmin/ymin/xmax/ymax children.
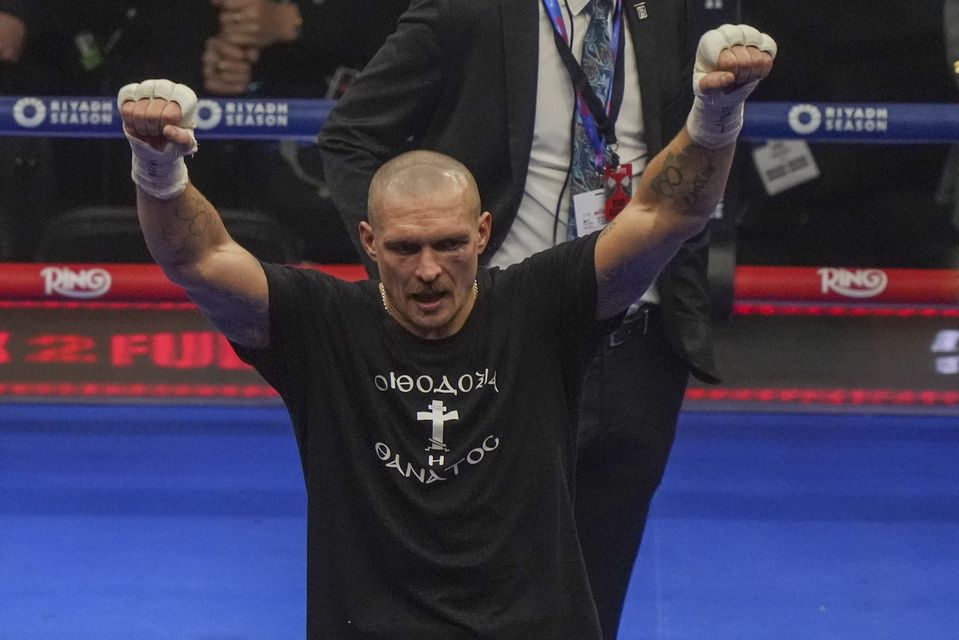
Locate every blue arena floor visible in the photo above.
<box><xmin>2</xmin><ymin>404</ymin><xmax>958</xmax><ymax>639</ymax></box>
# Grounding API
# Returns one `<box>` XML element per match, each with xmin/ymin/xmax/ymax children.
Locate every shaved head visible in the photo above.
<box><xmin>368</xmin><ymin>150</ymin><xmax>481</xmax><ymax>228</ymax></box>
<box><xmin>357</xmin><ymin>149</ymin><xmax>492</xmax><ymax>340</ymax></box>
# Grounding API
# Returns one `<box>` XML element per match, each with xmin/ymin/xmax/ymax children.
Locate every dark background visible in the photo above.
<box><xmin>2</xmin><ymin>1</ymin><xmax>959</xmax><ymax>269</ymax></box>
<box><xmin>735</xmin><ymin>0</ymin><xmax>959</xmax><ymax>270</ymax></box>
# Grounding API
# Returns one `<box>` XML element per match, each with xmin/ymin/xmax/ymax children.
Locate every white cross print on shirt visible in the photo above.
<box><xmin>417</xmin><ymin>399</ymin><xmax>459</xmax><ymax>452</ymax></box>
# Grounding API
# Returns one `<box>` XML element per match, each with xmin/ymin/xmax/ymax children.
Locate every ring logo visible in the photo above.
<box><xmin>196</xmin><ymin>100</ymin><xmax>223</xmax><ymax>130</ymax></box>
<box><xmin>13</xmin><ymin>97</ymin><xmax>46</xmax><ymax>128</ymax></box>
<box><xmin>788</xmin><ymin>104</ymin><xmax>822</xmax><ymax>135</ymax></box>
<box><xmin>817</xmin><ymin>268</ymin><xmax>888</xmax><ymax>298</ymax></box>
<box><xmin>40</xmin><ymin>266</ymin><xmax>112</xmax><ymax>299</ymax></box>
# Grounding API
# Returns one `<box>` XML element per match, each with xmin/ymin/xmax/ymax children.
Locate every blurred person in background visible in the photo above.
<box><xmin>0</xmin><ymin>0</ymin><xmax>408</xmax><ymax>263</ymax></box>
<box><xmin>193</xmin><ymin>0</ymin><xmax>410</xmax><ymax>264</ymax></box>
<box><xmin>0</xmin><ymin>1</ymin><xmax>211</xmax><ymax>260</ymax></box>
<box><xmin>0</xmin><ymin>0</ymin><xmax>27</xmax><ymax>65</ymax></box>
<box><xmin>203</xmin><ymin>0</ymin><xmax>406</xmax><ymax>99</ymax></box>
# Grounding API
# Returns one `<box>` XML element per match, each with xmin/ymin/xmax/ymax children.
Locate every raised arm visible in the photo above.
<box><xmin>118</xmin><ymin>80</ymin><xmax>270</xmax><ymax>348</ymax></box>
<box><xmin>594</xmin><ymin>24</ymin><xmax>776</xmax><ymax>319</ymax></box>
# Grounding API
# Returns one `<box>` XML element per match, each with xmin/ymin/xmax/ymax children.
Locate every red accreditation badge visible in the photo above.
<box><xmin>604</xmin><ymin>163</ymin><xmax>632</xmax><ymax>220</ymax></box>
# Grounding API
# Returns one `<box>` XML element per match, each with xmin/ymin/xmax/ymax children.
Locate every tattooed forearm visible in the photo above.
<box><xmin>175</xmin><ymin>191</ymin><xmax>214</xmax><ymax>236</ymax></box>
<box><xmin>595</xmin><ymin>129</ymin><xmax>735</xmax><ymax>318</ymax></box>
<box><xmin>158</xmin><ymin>190</ymin><xmax>225</xmax><ymax>255</ymax></box>
<box><xmin>650</xmin><ymin>143</ymin><xmax>717</xmax><ymax>214</ymax></box>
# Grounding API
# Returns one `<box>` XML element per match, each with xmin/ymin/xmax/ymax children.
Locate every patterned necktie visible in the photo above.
<box><xmin>568</xmin><ymin>0</ymin><xmax>614</xmax><ymax>238</ymax></box>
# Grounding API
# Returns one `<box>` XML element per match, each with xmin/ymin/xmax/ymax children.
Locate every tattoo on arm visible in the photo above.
<box><xmin>159</xmin><ymin>192</ymin><xmax>224</xmax><ymax>254</ymax></box>
<box><xmin>650</xmin><ymin>144</ymin><xmax>717</xmax><ymax>214</ymax></box>
<box><xmin>176</xmin><ymin>192</ymin><xmax>213</xmax><ymax>236</ymax></box>
<box><xmin>596</xmin><ymin>143</ymin><xmax>722</xmax><ymax>316</ymax></box>
<box><xmin>597</xmin><ymin>214</ymin><xmax>639</xmax><ymax>304</ymax></box>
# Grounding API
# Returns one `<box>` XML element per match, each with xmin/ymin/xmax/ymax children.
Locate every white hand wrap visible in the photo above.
<box><xmin>686</xmin><ymin>24</ymin><xmax>777</xmax><ymax>149</ymax></box>
<box><xmin>117</xmin><ymin>80</ymin><xmax>199</xmax><ymax>199</ymax></box>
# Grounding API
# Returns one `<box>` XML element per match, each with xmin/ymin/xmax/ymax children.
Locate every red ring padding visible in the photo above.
<box><xmin>0</xmin><ymin>263</ymin><xmax>368</xmax><ymax>302</ymax></box>
<box><xmin>2</xmin><ymin>263</ymin><xmax>959</xmax><ymax>305</ymax></box>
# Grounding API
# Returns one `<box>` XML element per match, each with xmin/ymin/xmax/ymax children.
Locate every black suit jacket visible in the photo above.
<box><xmin>319</xmin><ymin>0</ymin><xmax>718</xmax><ymax>382</ymax></box>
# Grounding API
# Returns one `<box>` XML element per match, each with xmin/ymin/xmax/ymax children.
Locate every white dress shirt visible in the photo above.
<box><xmin>490</xmin><ymin>0</ymin><xmax>649</xmax><ymax>270</ymax></box>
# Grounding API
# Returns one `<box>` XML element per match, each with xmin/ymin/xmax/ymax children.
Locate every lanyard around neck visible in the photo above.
<box><xmin>542</xmin><ymin>0</ymin><xmax>626</xmax><ymax>169</ymax></box>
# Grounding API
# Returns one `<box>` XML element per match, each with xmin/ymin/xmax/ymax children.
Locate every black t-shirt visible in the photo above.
<box><xmin>236</xmin><ymin>234</ymin><xmax>602</xmax><ymax>639</ymax></box>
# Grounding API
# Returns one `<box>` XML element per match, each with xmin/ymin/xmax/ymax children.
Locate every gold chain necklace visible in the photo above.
<box><xmin>379</xmin><ymin>280</ymin><xmax>478</xmax><ymax>316</ymax></box>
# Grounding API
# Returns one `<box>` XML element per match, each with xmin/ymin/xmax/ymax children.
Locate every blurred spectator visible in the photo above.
<box><xmin>203</xmin><ymin>0</ymin><xmax>405</xmax><ymax>99</ymax></box>
<box><xmin>0</xmin><ymin>2</ymin><xmax>27</xmax><ymax>64</ymax></box>
<box><xmin>0</xmin><ymin>0</ymin><xmax>406</xmax><ymax>263</ymax></box>
<box><xmin>735</xmin><ymin>0</ymin><xmax>959</xmax><ymax>269</ymax></box>
<box><xmin>203</xmin><ymin>0</ymin><xmax>301</xmax><ymax>97</ymax></box>
<box><xmin>190</xmin><ymin>0</ymin><xmax>409</xmax><ymax>263</ymax></box>
<box><xmin>0</xmin><ymin>1</ymin><xmax>214</xmax><ymax>260</ymax></box>
<box><xmin>0</xmin><ymin>2</ymin><xmax>208</xmax><ymax>95</ymax></box>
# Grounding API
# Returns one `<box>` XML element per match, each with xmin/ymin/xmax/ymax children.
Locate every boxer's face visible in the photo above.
<box><xmin>360</xmin><ymin>184</ymin><xmax>490</xmax><ymax>340</ymax></box>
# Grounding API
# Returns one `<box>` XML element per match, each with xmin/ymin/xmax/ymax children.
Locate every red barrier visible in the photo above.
<box><xmin>2</xmin><ymin>263</ymin><xmax>959</xmax><ymax>305</ymax></box>
<box><xmin>0</xmin><ymin>263</ymin><xmax>368</xmax><ymax>301</ymax></box>
<box><xmin>3</xmin><ymin>262</ymin><xmax>956</xmax><ymax>407</ymax></box>
<box><xmin>736</xmin><ymin>266</ymin><xmax>959</xmax><ymax>305</ymax></box>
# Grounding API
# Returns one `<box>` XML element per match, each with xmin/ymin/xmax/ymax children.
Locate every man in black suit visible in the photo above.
<box><xmin>319</xmin><ymin>2</ymin><xmax>727</xmax><ymax>636</ymax></box>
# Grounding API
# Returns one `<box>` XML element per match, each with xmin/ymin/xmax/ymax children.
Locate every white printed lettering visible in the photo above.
<box><xmin>396</xmin><ymin>374</ymin><xmax>413</xmax><ymax>393</ymax></box>
<box><xmin>485</xmin><ymin>370</ymin><xmax>499</xmax><ymax>392</ymax></box>
<box><xmin>386</xmin><ymin>454</ymin><xmax>404</xmax><ymax>473</ymax></box>
<box><xmin>374</xmin><ymin>437</ymin><xmax>498</xmax><ymax>484</ymax></box>
<box><xmin>416</xmin><ymin>375</ymin><xmax>433</xmax><ymax>393</ymax></box>
<box><xmin>373</xmin><ymin>368</ymin><xmax>500</xmax><ymax>395</ymax></box>
<box><xmin>436</xmin><ymin>376</ymin><xmax>458</xmax><ymax>395</ymax></box>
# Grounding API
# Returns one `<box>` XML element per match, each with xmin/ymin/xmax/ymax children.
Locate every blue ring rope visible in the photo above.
<box><xmin>0</xmin><ymin>96</ymin><xmax>331</xmax><ymax>143</ymax></box>
<box><xmin>1</xmin><ymin>96</ymin><xmax>958</xmax><ymax>144</ymax></box>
